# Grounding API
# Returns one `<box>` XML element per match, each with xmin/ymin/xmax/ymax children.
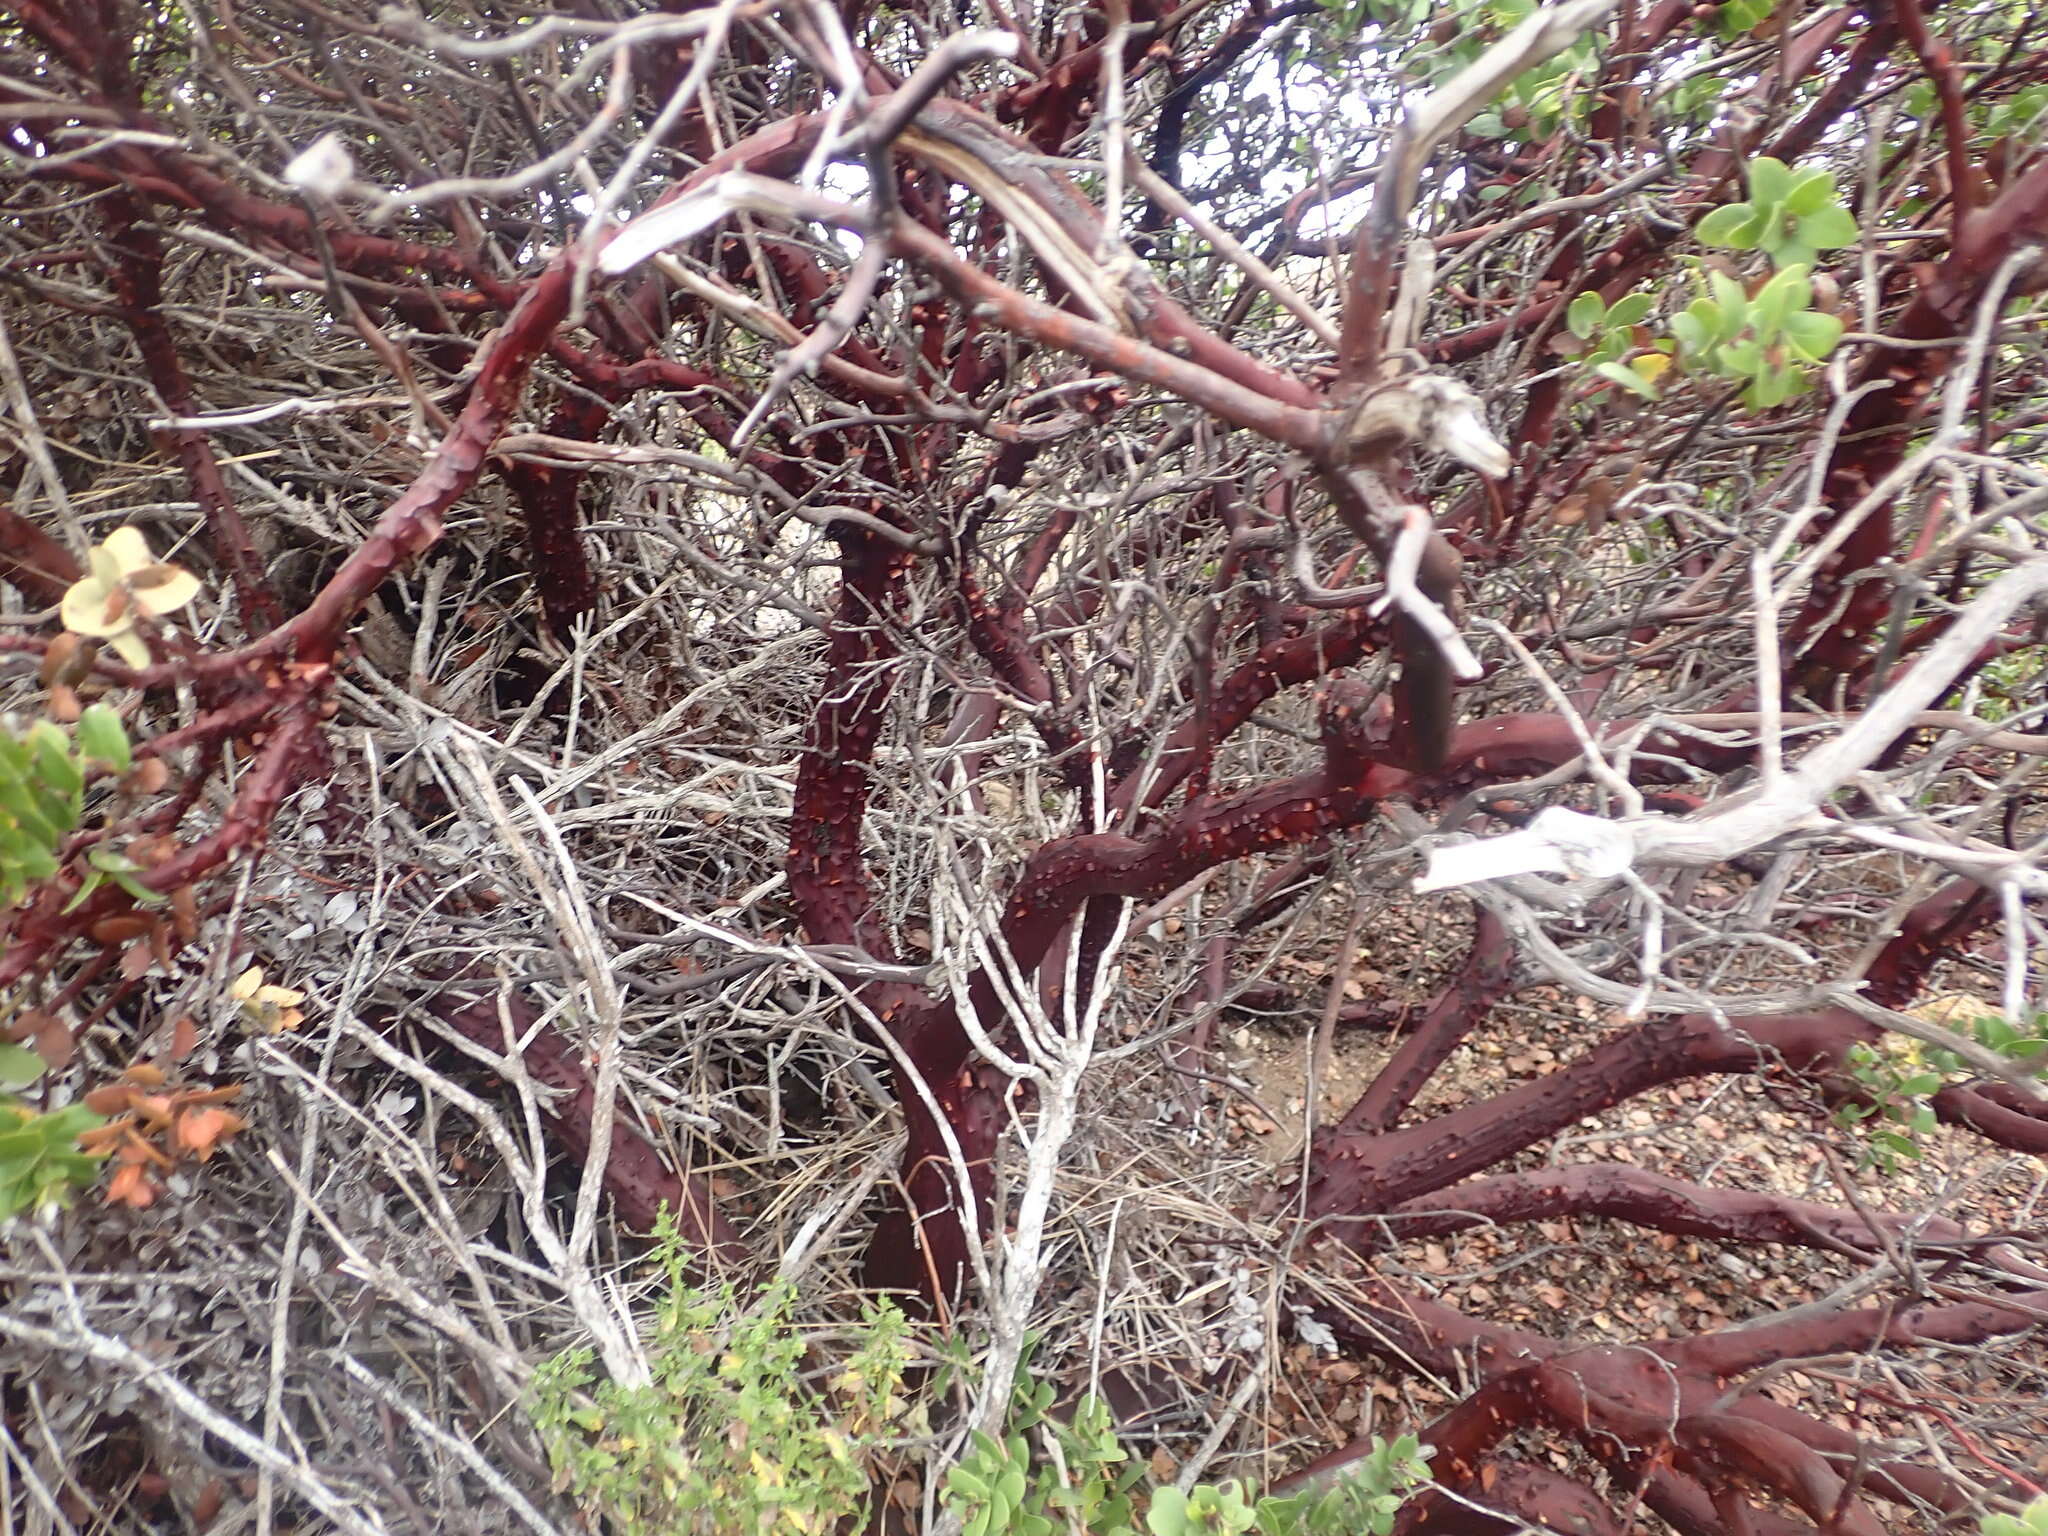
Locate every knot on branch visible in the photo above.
<box><xmin>1337</xmin><ymin>372</ymin><xmax>1510</xmax><ymax>478</ymax></box>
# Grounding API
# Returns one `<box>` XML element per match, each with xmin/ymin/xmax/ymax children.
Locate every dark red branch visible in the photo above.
<box><xmin>1674</xmin><ymin>1286</ymin><xmax>2048</xmax><ymax>1378</ymax></box>
<box><xmin>1896</xmin><ymin>0</ymin><xmax>1980</xmax><ymax>229</ymax></box>
<box><xmin>101</xmin><ymin>193</ymin><xmax>282</xmax><ymax>632</ymax></box>
<box><xmin>425</xmin><ymin>986</ymin><xmax>745</xmax><ymax>1270</ymax></box>
<box><xmin>1401</xmin><ymin>1464</ymin><xmax>1629</xmax><ymax>1536</ymax></box>
<box><xmin>0</xmin><ymin>495</ymin><xmax>81</xmax><ymax>605</ymax></box>
<box><xmin>875</xmin><ymin>681</ymin><xmax>1408</xmax><ymax>1305</ymax></box>
<box><xmin>1115</xmin><ymin>609</ymin><xmax>1385</xmax><ymax>818</ymax></box>
<box><xmin>1337</xmin><ymin>907</ymin><xmax>1516</xmax><ymax>1134</ymax></box>
<box><xmin>1382</xmin><ymin>1162</ymin><xmax>1975</xmax><ymax>1256</ymax></box>
<box><xmin>501</xmin><ymin>384</ymin><xmax>610</xmax><ymax>636</ymax></box>
<box><xmin>787</xmin><ymin>530</ymin><xmax>912</xmax><ymax>958</ymax></box>
<box><xmin>1790</xmin><ymin>155</ymin><xmax>2048</xmax><ymax>687</ymax></box>
<box><xmin>889</xmin><ymin>220</ymin><xmax>1327</xmax><ymax>450</ymax></box>
<box><xmin>267</xmin><ymin>259</ymin><xmax>578</xmax><ymax>667</ymax></box>
<box><xmin>1298</xmin><ymin>1010</ymin><xmax>1871</xmax><ymax>1220</ymax></box>
<box><xmin>0</xmin><ymin>701</ymin><xmax>322</xmax><ymax>988</ymax></box>
<box><xmin>1932</xmin><ymin>1079</ymin><xmax>2048</xmax><ymax>1154</ymax></box>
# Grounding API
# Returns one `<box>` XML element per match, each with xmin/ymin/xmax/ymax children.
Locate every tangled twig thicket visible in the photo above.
<box><xmin>2</xmin><ymin>0</ymin><xmax>2047</xmax><ymax>1530</ymax></box>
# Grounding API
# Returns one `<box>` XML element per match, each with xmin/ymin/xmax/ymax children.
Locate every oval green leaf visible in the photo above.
<box><xmin>1797</xmin><ymin>205</ymin><xmax>1860</xmax><ymax>248</ymax></box>
<box><xmin>1783</xmin><ymin>307</ymin><xmax>1845</xmax><ymax>360</ymax></box>
<box><xmin>0</xmin><ymin>1041</ymin><xmax>46</xmax><ymax>1091</ymax></box>
<box><xmin>1594</xmin><ymin>360</ymin><xmax>1660</xmax><ymax>400</ymax></box>
<box><xmin>1605</xmin><ymin>292</ymin><xmax>1653</xmax><ymax>329</ymax></box>
<box><xmin>1746</xmin><ymin>156</ymin><xmax>1793</xmax><ymax>208</ymax></box>
<box><xmin>76</xmin><ymin>704</ymin><xmax>131</xmax><ymax>774</ymax></box>
<box><xmin>1695</xmin><ymin>202</ymin><xmax>1759</xmax><ymax>248</ymax></box>
<box><xmin>1784</xmin><ymin>168</ymin><xmax>1836</xmax><ymax>216</ymax></box>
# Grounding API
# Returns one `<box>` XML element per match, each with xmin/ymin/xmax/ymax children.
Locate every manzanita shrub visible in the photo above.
<box><xmin>3</xmin><ymin>0</ymin><xmax>2047</xmax><ymax>1530</ymax></box>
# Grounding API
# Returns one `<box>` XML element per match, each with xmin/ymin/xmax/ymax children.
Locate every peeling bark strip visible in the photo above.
<box><xmin>272</xmin><ymin>259</ymin><xmax>579</xmax><ymax>667</ymax></box>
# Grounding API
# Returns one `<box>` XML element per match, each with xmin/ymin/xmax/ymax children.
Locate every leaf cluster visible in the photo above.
<box><xmin>527</xmin><ymin>1209</ymin><xmax>912</xmax><ymax>1536</ymax></box>
<box><xmin>1696</xmin><ymin>158</ymin><xmax>1860</xmax><ymax>270</ymax></box>
<box><xmin>1903</xmin><ymin>79</ymin><xmax>2048</xmax><ymax>144</ymax></box>
<box><xmin>944</xmin><ymin>1357</ymin><xmax>1431</xmax><ymax>1536</ymax></box>
<box><xmin>1665</xmin><ymin>262</ymin><xmax>1844</xmax><ymax>410</ymax></box>
<box><xmin>0</xmin><ymin>705</ymin><xmax>130</xmax><ymax>907</ymax></box>
<box><xmin>1836</xmin><ymin>1012</ymin><xmax>2048</xmax><ymax>1171</ymax></box>
<box><xmin>0</xmin><ymin>1046</ymin><xmax>105</xmax><ymax>1224</ymax></box>
<box><xmin>1567</xmin><ymin>158</ymin><xmax>1851</xmax><ymax>410</ymax></box>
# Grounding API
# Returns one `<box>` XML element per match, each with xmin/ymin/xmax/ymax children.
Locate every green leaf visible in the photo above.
<box><xmin>1148</xmin><ymin>1486</ymin><xmax>1189</xmax><ymax>1536</ymax></box>
<box><xmin>1976</xmin><ymin>1017</ymin><xmax>2018</xmax><ymax>1049</ymax></box>
<box><xmin>948</xmin><ymin>1468</ymin><xmax>991</xmax><ymax>1501</ymax></box>
<box><xmin>1872</xmin><ymin>1128</ymin><xmax>1924</xmax><ymax>1160</ymax></box>
<box><xmin>1696</xmin><ymin>202</ymin><xmax>1760</xmax><ymax>248</ymax></box>
<box><xmin>62</xmin><ymin>867</ymin><xmax>105</xmax><ymax>914</ymax></box>
<box><xmin>27</xmin><ymin>724</ymin><xmax>81</xmax><ymax>801</ymax></box>
<box><xmin>1749</xmin><ymin>265</ymin><xmax>1811</xmax><ymax>337</ymax></box>
<box><xmin>1749</xmin><ymin>286</ymin><xmax>1793</xmax><ymax>342</ymax></box>
<box><xmin>1797</xmin><ymin>204</ymin><xmax>1860</xmax><ymax>248</ymax></box>
<box><xmin>0</xmin><ymin>1098</ymin><xmax>106</xmax><ymax>1221</ymax></box>
<box><xmin>1783</xmin><ymin>307</ymin><xmax>1844</xmax><ymax>361</ymax></box>
<box><xmin>28</xmin><ymin>780</ymin><xmax>78</xmax><ymax>841</ymax></box>
<box><xmin>0</xmin><ymin>1042</ymin><xmax>47</xmax><ymax>1091</ymax></box>
<box><xmin>76</xmin><ymin>705</ymin><xmax>130</xmax><ymax>773</ymax></box>
<box><xmin>111</xmin><ymin>869</ymin><xmax>164</xmax><ymax>906</ymax></box>
<box><xmin>1604</xmin><ymin>292</ymin><xmax>1653</xmax><ymax>330</ymax></box>
<box><xmin>1668</xmin><ymin>310</ymin><xmax>1708</xmax><ymax>354</ymax></box>
<box><xmin>1784</xmin><ymin>168</ymin><xmax>1837</xmax><ymax>216</ymax></box>
<box><xmin>1719</xmin><ymin>339</ymin><xmax>1764</xmax><ymax>375</ymax></box>
<box><xmin>9</xmin><ymin>841</ymin><xmax>58</xmax><ymax>883</ymax></box>
<box><xmin>1706</xmin><ymin>267</ymin><xmax>1748</xmax><ymax>317</ymax></box>
<box><xmin>1746</xmin><ymin>156</ymin><xmax>1793</xmax><ymax>208</ymax></box>
<box><xmin>1594</xmin><ymin>360</ymin><xmax>1659</xmax><ymax>399</ymax></box>
<box><xmin>1567</xmin><ymin>290</ymin><xmax>1607</xmax><ymax>339</ymax></box>
<box><xmin>1751</xmin><ymin>360</ymin><xmax>1802</xmax><ymax>408</ymax></box>
<box><xmin>0</xmin><ymin>772</ymin><xmax>64</xmax><ymax>851</ymax></box>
